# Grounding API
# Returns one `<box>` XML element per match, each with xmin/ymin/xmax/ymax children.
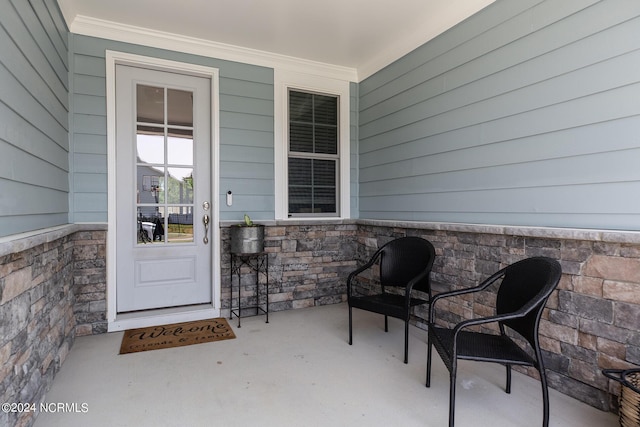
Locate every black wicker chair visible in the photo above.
<box><xmin>426</xmin><ymin>256</ymin><xmax>562</xmax><ymax>427</ymax></box>
<box><xmin>347</xmin><ymin>236</ymin><xmax>436</xmax><ymax>363</ymax></box>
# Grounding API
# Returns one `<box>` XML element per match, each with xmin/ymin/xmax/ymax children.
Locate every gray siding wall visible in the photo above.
<box><xmin>69</xmin><ymin>35</ymin><xmax>275</xmax><ymax>223</ymax></box>
<box><xmin>70</xmin><ymin>36</ymin><xmax>359</xmax><ymax>223</ymax></box>
<box><xmin>350</xmin><ymin>81</ymin><xmax>359</xmax><ymax>218</ymax></box>
<box><xmin>0</xmin><ymin>0</ymin><xmax>69</xmax><ymax>238</ymax></box>
<box><xmin>359</xmin><ymin>0</ymin><xmax>640</xmax><ymax>231</ymax></box>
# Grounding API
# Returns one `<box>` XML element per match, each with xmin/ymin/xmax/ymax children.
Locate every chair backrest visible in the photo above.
<box><xmin>378</xmin><ymin>237</ymin><xmax>436</xmax><ymax>292</ymax></box>
<box><xmin>496</xmin><ymin>257</ymin><xmax>562</xmax><ymax>346</ymax></box>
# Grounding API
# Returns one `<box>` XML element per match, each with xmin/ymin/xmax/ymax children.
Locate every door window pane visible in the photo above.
<box><xmin>167</xmin><ymin>129</ymin><xmax>193</xmax><ymax>166</ymax></box>
<box><xmin>168</xmin><ymin>89</ymin><xmax>193</xmax><ymax>127</ymax></box>
<box><xmin>167</xmin><ymin>168</ymin><xmax>194</xmax><ymax>204</ymax></box>
<box><xmin>137</xmin><ymin>85</ymin><xmax>164</xmax><ymax>124</ymax></box>
<box><xmin>167</xmin><ymin>206</ymin><xmax>194</xmax><ymax>243</ymax></box>
<box><xmin>137</xmin><ymin>206</ymin><xmax>165</xmax><ymax>243</ymax></box>
<box><xmin>137</xmin><ymin>167</ymin><xmax>164</xmax><ymax>204</ymax></box>
<box><xmin>136</xmin><ymin>127</ymin><xmax>165</xmax><ymax>164</ymax></box>
<box><xmin>135</xmin><ymin>83</ymin><xmax>196</xmax><ymax>245</ymax></box>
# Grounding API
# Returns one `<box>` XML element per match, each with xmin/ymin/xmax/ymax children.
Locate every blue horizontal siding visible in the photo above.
<box><xmin>0</xmin><ymin>0</ymin><xmax>69</xmax><ymax>238</ymax></box>
<box><xmin>358</xmin><ymin>0</ymin><xmax>640</xmax><ymax>231</ymax></box>
<box><xmin>69</xmin><ymin>34</ymin><xmax>276</xmax><ymax>223</ymax></box>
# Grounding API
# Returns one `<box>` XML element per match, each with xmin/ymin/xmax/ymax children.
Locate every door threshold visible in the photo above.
<box><xmin>108</xmin><ymin>303</ymin><xmax>220</xmax><ymax>332</ymax></box>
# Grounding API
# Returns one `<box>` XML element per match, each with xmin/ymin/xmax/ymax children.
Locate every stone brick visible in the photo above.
<box><xmin>561</xmin><ymin>240</ymin><xmax>593</xmax><ymax>262</ymax></box>
<box><xmin>547</xmin><ymin>371</ymin><xmax>609</xmax><ymax>411</ymax></box>
<box><xmin>627</xmin><ymin>345</ymin><xmax>640</xmax><ymax>365</ymax></box>
<box><xmin>0</xmin><ymin>341</ymin><xmax>10</xmax><ymax>366</ymax></box>
<box><xmin>266</xmin><ymin>226</ymin><xmax>286</xmax><ymax>237</ymax></box>
<box><xmin>561</xmin><ymin>342</ymin><xmax>597</xmax><ymax>363</ymax></box>
<box><xmin>75</xmin><ymin>324</ymin><xmax>93</xmax><ymax>337</ymax></box>
<box><xmin>603</xmin><ymin>280</ymin><xmax>640</xmax><ymax>304</ymax></box>
<box><xmin>558</xmin><ymin>290</ymin><xmax>613</xmax><ymax>323</ymax></box>
<box><xmin>614</xmin><ymin>301</ymin><xmax>640</xmax><ymax>330</ymax></box>
<box><xmin>596</xmin><ymin>337</ymin><xmax>626</xmax><ymax>360</ymax></box>
<box><xmin>572</xmin><ymin>275</ymin><xmax>603</xmax><ymax>297</ymax></box>
<box><xmin>580</xmin><ymin>318</ymin><xmax>631</xmax><ymax>342</ymax></box>
<box><xmin>539</xmin><ymin>319</ymin><xmax>578</xmax><ymax>345</ymax></box>
<box><xmin>568</xmin><ymin>358</ymin><xmax>606</xmax><ymax>387</ymax></box>
<box><xmin>281</xmin><ymin>240</ymin><xmax>297</xmax><ymax>252</ymax></box>
<box><xmin>542</xmin><ymin>350</ymin><xmax>570</xmax><ymax>372</ymax></box>
<box><xmin>1</xmin><ymin>267</ymin><xmax>33</xmax><ymax>304</ymax></box>
<box><xmin>598</xmin><ymin>353</ymin><xmax>635</xmax><ymax>371</ymax></box>
<box><xmin>548</xmin><ymin>309</ymin><xmax>578</xmax><ymax>328</ymax></box>
<box><xmin>578</xmin><ymin>332</ymin><xmax>598</xmax><ymax>351</ymax></box>
<box><xmin>292</xmin><ymin>298</ymin><xmax>314</xmax><ymax>309</ymax></box>
<box><xmin>540</xmin><ymin>335</ymin><xmax>561</xmax><ymax>353</ymax></box>
<box><xmin>584</xmin><ymin>255</ymin><xmax>640</xmax><ymax>282</ymax></box>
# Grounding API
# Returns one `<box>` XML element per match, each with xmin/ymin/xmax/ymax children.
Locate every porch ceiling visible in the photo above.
<box><xmin>57</xmin><ymin>0</ymin><xmax>495</xmax><ymax>79</ymax></box>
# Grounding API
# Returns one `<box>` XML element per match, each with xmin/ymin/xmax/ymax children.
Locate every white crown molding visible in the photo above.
<box><xmin>70</xmin><ymin>15</ymin><xmax>358</xmax><ymax>82</ymax></box>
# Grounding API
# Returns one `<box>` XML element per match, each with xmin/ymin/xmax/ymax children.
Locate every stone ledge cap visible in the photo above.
<box><xmin>356</xmin><ymin>219</ymin><xmax>640</xmax><ymax>244</ymax></box>
<box><xmin>0</xmin><ymin>223</ymin><xmax>108</xmax><ymax>258</ymax></box>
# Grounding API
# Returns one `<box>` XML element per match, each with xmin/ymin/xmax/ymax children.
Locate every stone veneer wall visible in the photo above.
<box><xmin>73</xmin><ymin>230</ymin><xmax>108</xmax><ymax>336</ymax></box>
<box><xmin>357</xmin><ymin>220</ymin><xmax>640</xmax><ymax>413</ymax></box>
<box><xmin>2</xmin><ymin>220</ymin><xmax>639</xmax><ymax>423</ymax></box>
<box><xmin>0</xmin><ymin>225</ymin><xmax>105</xmax><ymax>427</ymax></box>
<box><xmin>220</xmin><ymin>222</ymin><xmax>358</xmax><ymax>314</ymax></box>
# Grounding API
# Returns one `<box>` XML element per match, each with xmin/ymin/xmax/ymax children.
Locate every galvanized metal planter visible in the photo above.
<box><xmin>230</xmin><ymin>224</ymin><xmax>264</xmax><ymax>254</ymax></box>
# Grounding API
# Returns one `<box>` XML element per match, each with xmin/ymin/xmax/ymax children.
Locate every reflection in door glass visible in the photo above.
<box><xmin>167</xmin><ymin>168</ymin><xmax>194</xmax><ymax>204</ymax></box>
<box><xmin>167</xmin><ymin>206</ymin><xmax>194</xmax><ymax>243</ymax></box>
<box><xmin>135</xmin><ymin>84</ymin><xmax>195</xmax><ymax>246</ymax></box>
<box><xmin>136</xmin><ymin>126</ymin><xmax>165</xmax><ymax>164</ymax></box>
<box><xmin>137</xmin><ymin>166</ymin><xmax>164</xmax><ymax>204</ymax></box>
<box><xmin>137</xmin><ymin>206</ymin><xmax>165</xmax><ymax>243</ymax></box>
<box><xmin>167</xmin><ymin>89</ymin><xmax>193</xmax><ymax>126</ymax></box>
<box><xmin>137</xmin><ymin>85</ymin><xmax>164</xmax><ymax>124</ymax></box>
<box><xmin>168</xmin><ymin>129</ymin><xmax>193</xmax><ymax>166</ymax></box>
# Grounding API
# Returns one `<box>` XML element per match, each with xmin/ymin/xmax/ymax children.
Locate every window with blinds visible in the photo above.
<box><xmin>288</xmin><ymin>89</ymin><xmax>339</xmax><ymax>216</ymax></box>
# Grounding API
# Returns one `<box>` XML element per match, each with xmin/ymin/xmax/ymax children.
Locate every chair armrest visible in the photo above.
<box><xmin>450</xmin><ymin>296</ymin><xmax>545</xmax><ymax>343</ymax></box>
<box><xmin>453</xmin><ymin>312</ymin><xmax>516</xmax><ymax>334</ymax></box>
<box><xmin>429</xmin><ymin>267</ymin><xmax>506</xmax><ymax>322</ymax></box>
<box><xmin>346</xmin><ymin>252</ymin><xmax>382</xmax><ymax>295</ymax></box>
<box><xmin>403</xmin><ymin>268</ymin><xmax>432</xmax><ymax>303</ymax></box>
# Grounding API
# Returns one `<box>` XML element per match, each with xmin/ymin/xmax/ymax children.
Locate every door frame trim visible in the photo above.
<box><xmin>105</xmin><ymin>51</ymin><xmax>220</xmax><ymax>331</ymax></box>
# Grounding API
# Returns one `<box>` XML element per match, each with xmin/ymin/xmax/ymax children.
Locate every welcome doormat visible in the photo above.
<box><xmin>119</xmin><ymin>318</ymin><xmax>236</xmax><ymax>354</ymax></box>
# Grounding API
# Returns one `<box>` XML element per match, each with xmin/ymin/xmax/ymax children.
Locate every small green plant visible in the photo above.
<box><xmin>234</xmin><ymin>214</ymin><xmax>261</xmax><ymax>227</ymax></box>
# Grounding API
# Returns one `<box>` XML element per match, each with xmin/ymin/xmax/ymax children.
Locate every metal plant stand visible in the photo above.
<box><xmin>229</xmin><ymin>252</ymin><xmax>269</xmax><ymax>327</ymax></box>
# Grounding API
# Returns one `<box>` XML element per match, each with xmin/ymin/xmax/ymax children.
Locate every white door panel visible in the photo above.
<box><xmin>115</xmin><ymin>64</ymin><xmax>213</xmax><ymax>312</ymax></box>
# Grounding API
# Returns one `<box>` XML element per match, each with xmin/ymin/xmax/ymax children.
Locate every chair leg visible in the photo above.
<box><xmin>505</xmin><ymin>364</ymin><xmax>512</xmax><ymax>394</ymax></box>
<box><xmin>384</xmin><ymin>315</ymin><xmax>388</xmax><ymax>332</ymax></box>
<box><xmin>348</xmin><ymin>306</ymin><xmax>353</xmax><ymax>345</ymax></box>
<box><xmin>449</xmin><ymin>364</ymin><xmax>457</xmax><ymax>427</ymax></box>
<box><xmin>539</xmin><ymin>366</ymin><xmax>550</xmax><ymax>427</ymax></box>
<box><xmin>403</xmin><ymin>320</ymin><xmax>409</xmax><ymax>364</ymax></box>
<box><xmin>426</xmin><ymin>336</ymin><xmax>432</xmax><ymax>387</ymax></box>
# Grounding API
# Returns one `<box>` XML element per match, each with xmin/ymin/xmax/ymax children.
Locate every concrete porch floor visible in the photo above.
<box><xmin>34</xmin><ymin>303</ymin><xmax>618</xmax><ymax>427</ymax></box>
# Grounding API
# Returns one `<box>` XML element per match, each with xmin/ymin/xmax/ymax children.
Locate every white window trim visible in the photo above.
<box><xmin>274</xmin><ymin>70</ymin><xmax>351</xmax><ymax>220</ymax></box>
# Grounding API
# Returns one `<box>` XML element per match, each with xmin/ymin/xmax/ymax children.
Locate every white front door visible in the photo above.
<box><xmin>115</xmin><ymin>64</ymin><xmax>213</xmax><ymax>313</ymax></box>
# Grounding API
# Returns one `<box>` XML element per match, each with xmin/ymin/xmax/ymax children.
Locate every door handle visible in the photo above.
<box><xmin>203</xmin><ymin>214</ymin><xmax>210</xmax><ymax>244</ymax></box>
